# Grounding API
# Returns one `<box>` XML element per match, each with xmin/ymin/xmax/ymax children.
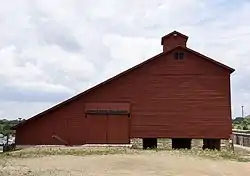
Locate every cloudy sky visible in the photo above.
<box><xmin>0</xmin><ymin>0</ymin><xmax>250</xmax><ymax>120</ymax></box>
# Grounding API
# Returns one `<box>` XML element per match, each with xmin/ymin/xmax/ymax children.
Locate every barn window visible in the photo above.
<box><xmin>174</xmin><ymin>52</ymin><xmax>184</xmax><ymax>60</ymax></box>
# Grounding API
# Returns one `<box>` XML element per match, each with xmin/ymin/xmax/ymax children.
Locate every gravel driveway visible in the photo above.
<box><xmin>1</xmin><ymin>151</ymin><xmax>249</xmax><ymax>176</ymax></box>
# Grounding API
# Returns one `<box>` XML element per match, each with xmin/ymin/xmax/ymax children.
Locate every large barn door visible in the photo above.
<box><xmin>84</xmin><ymin>103</ymin><xmax>130</xmax><ymax>144</ymax></box>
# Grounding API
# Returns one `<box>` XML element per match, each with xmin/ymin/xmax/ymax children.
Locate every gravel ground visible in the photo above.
<box><xmin>1</xmin><ymin>151</ymin><xmax>249</xmax><ymax>176</ymax></box>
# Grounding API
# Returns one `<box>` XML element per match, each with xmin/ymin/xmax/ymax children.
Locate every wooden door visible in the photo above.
<box><xmin>85</xmin><ymin>114</ymin><xmax>107</xmax><ymax>144</ymax></box>
<box><xmin>85</xmin><ymin>114</ymin><xmax>129</xmax><ymax>144</ymax></box>
<box><xmin>107</xmin><ymin>115</ymin><xmax>130</xmax><ymax>144</ymax></box>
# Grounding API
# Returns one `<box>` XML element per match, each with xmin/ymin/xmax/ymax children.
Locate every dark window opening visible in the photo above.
<box><xmin>174</xmin><ymin>52</ymin><xmax>184</xmax><ymax>60</ymax></box>
<box><xmin>174</xmin><ymin>52</ymin><xmax>179</xmax><ymax>60</ymax></box>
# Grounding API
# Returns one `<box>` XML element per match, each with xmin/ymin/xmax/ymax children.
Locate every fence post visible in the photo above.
<box><xmin>230</xmin><ymin>134</ymin><xmax>234</xmax><ymax>152</ymax></box>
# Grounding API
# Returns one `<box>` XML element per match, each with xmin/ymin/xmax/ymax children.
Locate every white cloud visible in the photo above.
<box><xmin>0</xmin><ymin>0</ymin><xmax>250</xmax><ymax>119</ymax></box>
<box><xmin>101</xmin><ymin>35</ymin><xmax>160</xmax><ymax>79</ymax></box>
<box><xmin>0</xmin><ymin>101</ymin><xmax>56</xmax><ymax>120</ymax></box>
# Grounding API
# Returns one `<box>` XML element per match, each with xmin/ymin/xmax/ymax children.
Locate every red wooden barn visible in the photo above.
<box><xmin>13</xmin><ymin>31</ymin><xmax>235</xmax><ymax>150</ymax></box>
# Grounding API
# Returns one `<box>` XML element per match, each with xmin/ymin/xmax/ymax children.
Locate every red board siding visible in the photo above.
<box><xmin>85</xmin><ymin>103</ymin><xmax>130</xmax><ymax>111</ymax></box>
<box><xmin>162</xmin><ymin>35</ymin><xmax>187</xmax><ymax>52</ymax></box>
<box><xmin>16</xmin><ymin>99</ymin><xmax>85</xmax><ymax>145</ymax></box>
<box><xmin>15</xmin><ymin>47</ymin><xmax>233</xmax><ymax>145</ymax></box>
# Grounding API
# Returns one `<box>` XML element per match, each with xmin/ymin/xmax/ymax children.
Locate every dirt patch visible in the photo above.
<box><xmin>1</xmin><ymin>151</ymin><xmax>249</xmax><ymax>176</ymax></box>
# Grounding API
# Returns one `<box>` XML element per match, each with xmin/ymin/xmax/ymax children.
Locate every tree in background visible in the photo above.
<box><xmin>0</xmin><ymin>118</ymin><xmax>24</xmax><ymax>136</ymax></box>
<box><xmin>232</xmin><ymin>117</ymin><xmax>250</xmax><ymax>130</ymax></box>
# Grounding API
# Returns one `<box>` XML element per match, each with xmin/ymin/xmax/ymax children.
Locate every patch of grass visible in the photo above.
<box><xmin>1</xmin><ymin>147</ymin><xmax>139</xmax><ymax>158</ymax></box>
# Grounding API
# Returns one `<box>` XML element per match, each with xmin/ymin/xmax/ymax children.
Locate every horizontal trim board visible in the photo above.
<box><xmin>86</xmin><ymin>109</ymin><xmax>130</xmax><ymax>115</ymax></box>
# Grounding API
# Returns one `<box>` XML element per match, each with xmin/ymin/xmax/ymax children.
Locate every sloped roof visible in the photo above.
<box><xmin>12</xmin><ymin>45</ymin><xmax>235</xmax><ymax>129</ymax></box>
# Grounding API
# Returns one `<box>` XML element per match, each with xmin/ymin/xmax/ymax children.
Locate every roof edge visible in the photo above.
<box><xmin>183</xmin><ymin>47</ymin><xmax>235</xmax><ymax>73</ymax></box>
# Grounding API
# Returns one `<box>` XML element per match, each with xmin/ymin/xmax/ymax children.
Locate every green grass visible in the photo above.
<box><xmin>0</xmin><ymin>147</ymin><xmax>138</xmax><ymax>159</ymax></box>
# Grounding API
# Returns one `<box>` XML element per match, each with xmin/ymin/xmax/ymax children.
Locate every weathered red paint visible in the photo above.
<box><xmin>14</xmin><ymin>31</ymin><xmax>234</xmax><ymax>145</ymax></box>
